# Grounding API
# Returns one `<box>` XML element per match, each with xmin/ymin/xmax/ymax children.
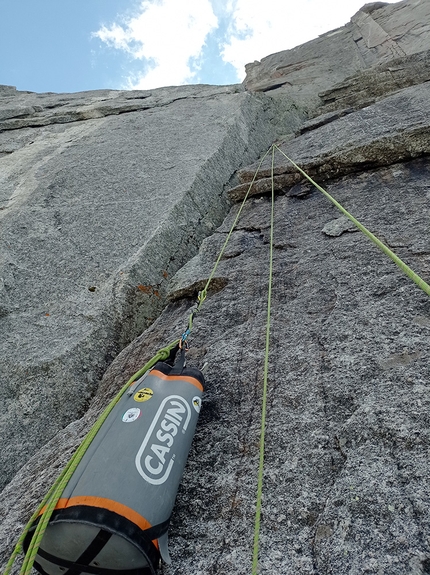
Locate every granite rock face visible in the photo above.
<box><xmin>228</xmin><ymin>81</ymin><xmax>430</xmax><ymax>200</ymax></box>
<box><xmin>317</xmin><ymin>49</ymin><xmax>430</xmax><ymax>115</ymax></box>
<box><xmin>0</xmin><ymin>83</ymin><xmax>300</xmax><ymax>489</ymax></box>
<box><xmin>1</xmin><ymin>1</ymin><xmax>430</xmax><ymax>574</ymax></box>
<box><xmin>244</xmin><ymin>0</ymin><xmax>430</xmax><ymax>111</ymax></box>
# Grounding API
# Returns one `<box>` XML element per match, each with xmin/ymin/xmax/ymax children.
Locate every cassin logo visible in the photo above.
<box><xmin>135</xmin><ymin>395</ymin><xmax>191</xmax><ymax>485</ymax></box>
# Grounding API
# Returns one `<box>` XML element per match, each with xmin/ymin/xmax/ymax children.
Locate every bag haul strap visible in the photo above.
<box><xmin>143</xmin><ymin>517</ymin><xmax>170</xmax><ymax>542</ymax></box>
<box><xmin>63</xmin><ymin>530</ymin><xmax>112</xmax><ymax>575</ymax></box>
<box><xmin>169</xmin><ymin>347</ymin><xmax>187</xmax><ymax>376</ymax></box>
<box><xmin>26</xmin><ymin>505</ymin><xmax>164</xmax><ymax>575</ymax></box>
<box><xmin>35</xmin><ymin>546</ymin><xmax>147</xmax><ymax>575</ymax></box>
<box><xmin>34</xmin><ymin>522</ymin><xmax>166</xmax><ymax>575</ymax></box>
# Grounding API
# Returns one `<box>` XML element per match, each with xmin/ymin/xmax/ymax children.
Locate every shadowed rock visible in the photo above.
<box><xmin>228</xmin><ymin>82</ymin><xmax>430</xmax><ymax>200</ymax></box>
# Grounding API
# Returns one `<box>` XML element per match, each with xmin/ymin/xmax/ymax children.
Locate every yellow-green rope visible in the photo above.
<box><xmin>6</xmin><ymin>145</ymin><xmax>275</xmax><ymax>575</ymax></box>
<box><xmin>252</xmin><ymin>146</ymin><xmax>276</xmax><ymax>575</ymax></box>
<box><xmin>9</xmin><ymin>142</ymin><xmax>429</xmax><ymax>575</ymax></box>
<box><xmin>250</xmin><ymin>144</ymin><xmax>430</xmax><ymax>574</ymax></box>
<box><xmin>196</xmin><ymin>147</ymin><xmax>273</xmax><ymax>311</ymax></box>
<box><xmin>180</xmin><ymin>147</ymin><xmax>273</xmax><ymax>343</ymax></box>
<box><xmin>274</xmin><ymin>145</ymin><xmax>430</xmax><ymax>298</ymax></box>
<box><xmin>5</xmin><ymin>339</ymin><xmax>179</xmax><ymax>575</ymax></box>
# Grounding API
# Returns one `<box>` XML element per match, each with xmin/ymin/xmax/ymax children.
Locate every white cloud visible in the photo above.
<box><xmin>94</xmin><ymin>0</ymin><xmax>401</xmax><ymax>89</ymax></box>
<box><xmin>220</xmin><ymin>0</ymin><xmax>401</xmax><ymax>80</ymax></box>
<box><xmin>93</xmin><ymin>0</ymin><xmax>218</xmax><ymax>89</ymax></box>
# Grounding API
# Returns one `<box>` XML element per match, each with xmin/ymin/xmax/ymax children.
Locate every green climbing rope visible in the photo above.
<box><xmin>252</xmin><ymin>146</ymin><xmax>276</xmax><ymax>575</ymax></box>
<box><xmin>6</xmin><ymin>145</ymin><xmax>274</xmax><ymax>575</ymax></box>
<box><xmin>180</xmin><ymin>147</ymin><xmax>273</xmax><ymax>344</ymax></box>
<box><xmin>196</xmin><ymin>148</ymin><xmax>273</xmax><ymax>311</ymax></box>
<box><xmin>8</xmin><ymin>141</ymin><xmax>430</xmax><ymax>575</ymax></box>
<box><xmin>250</xmin><ymin>143</ymin><xmax>430</xmax><ymax>574</ymax></box>
<box><xmin>274</xmin><ymin>145</ymin><xmax>430</xmax><ymax>298</ymax></box>
<box><xmin>5</xmin><ymin>339</ymin><xmax>179</xmax><ymax>575</ymax></box>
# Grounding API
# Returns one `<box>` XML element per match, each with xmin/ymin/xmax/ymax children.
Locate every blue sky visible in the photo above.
<box><xmin>0</xmin><ymin>0</ymin><xmax>399</xmax><ymax>94</ymax></box>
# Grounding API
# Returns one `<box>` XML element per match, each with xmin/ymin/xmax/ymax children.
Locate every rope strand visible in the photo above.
<box><xmin>7</xmin><ymin>141</ymin><xmax>430</xmax><ymax>575</ymax></box>
<box><xmin>252</xmin><ymin>145</ymin><xmax>276</xmax><ymax>575</ymax></box>
<box><xmin>196</xmin><ymin>147</ymin><xmax>273</xmax><ymax>310</ymax></box>
<box><xmin>274</xmin><ymin>145</ymin><xmax>430</xmax><ymax>298</ymax></box>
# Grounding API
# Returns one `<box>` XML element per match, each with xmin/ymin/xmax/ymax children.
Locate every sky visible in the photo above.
<box><xmin>0</xmin><ymin>0</ymin><xmax>400</xmax><ymax>94</ymax></box>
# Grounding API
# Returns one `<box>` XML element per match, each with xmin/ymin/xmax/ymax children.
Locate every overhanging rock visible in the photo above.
<box><xmin>228</xmin><ymin>82</ymin><xmax>430</xmax><ymax>201</ymax></box>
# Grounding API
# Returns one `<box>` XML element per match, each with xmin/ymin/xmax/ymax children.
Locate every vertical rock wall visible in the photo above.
<box><xmin>0</xmin><ymin>84</ymin><xmax>303</xmax><ymax>489</ymax></box>
<box><xmin>1</xmin><ymin>1</ymin><xmax>430</xmax><ymax>574</ymax></box>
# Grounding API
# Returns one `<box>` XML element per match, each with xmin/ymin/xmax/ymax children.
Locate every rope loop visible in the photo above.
<box><xmin>158</xmin><ymin>342</ymin><xmax>179</xmax><ymax>361</ymax></box>
<box><xmin>198</xmin><ymin>289</ymin><xmax>207</xmax><ymax>306</ymax></box>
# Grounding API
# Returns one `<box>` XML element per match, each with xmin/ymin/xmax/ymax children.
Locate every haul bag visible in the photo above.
<box><xmin>24</xmin><ymin>359</ymin><xmax>204</xmax><ymax>575</ymax></box>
